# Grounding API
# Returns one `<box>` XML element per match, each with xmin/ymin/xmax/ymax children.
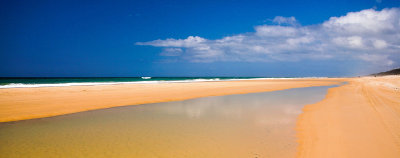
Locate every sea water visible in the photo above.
<box><xmin>0</xmin><ymin>77</ymin><xmax>262</xmax><ymax>88</ymax></box>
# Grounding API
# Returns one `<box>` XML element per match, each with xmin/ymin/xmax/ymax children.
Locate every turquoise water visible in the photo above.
<box><xmin>0</xmin><ymin>77</ymin><xmax>260</xmax><ymax>88</ymax></box>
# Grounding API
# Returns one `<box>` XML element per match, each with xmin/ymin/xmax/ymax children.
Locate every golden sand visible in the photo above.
<box><xmin>1</xmin><ymin>77</ymin><xmax>400</xmax><ymax>157</ymax></box>
<box><xmin>0</xmin><ymin>78</ymin><xmax>342</xmax><ymax>122</ymax></box>
<box><xmin>0</xmin><ymin>86</ymin><xmax>330</xmax><ymax>158</ymax></box>
<box><xmin>297</xmin><ymin>76</ymin><xmax>400</xmax><ymax>158</ymax></box>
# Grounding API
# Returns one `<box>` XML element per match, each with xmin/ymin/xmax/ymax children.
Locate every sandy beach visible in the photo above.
<box><xmin>0</xmin><ymin>78</ymin><xmax>342</xmax><ymax>122</ymax></box>
<box><xmin>297</xmin><ymin>76</ymin><xmax>400</xmax><ymax>158</ymax></box>
<box><xmin>1</xmin><ymin>77</ymin><xmax>400</xmax><ymax>157</ymax></box>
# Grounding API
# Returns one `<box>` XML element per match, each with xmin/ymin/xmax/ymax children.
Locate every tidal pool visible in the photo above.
<box><xmin>0</xmin><ymin>86</ymin><xmax>334</xmax><ymax>158</ymax></box>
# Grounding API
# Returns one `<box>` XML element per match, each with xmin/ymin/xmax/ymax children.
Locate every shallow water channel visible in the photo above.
<box><xmin>0</xmin><ymin>85</ymin><xmax>335</xmax><ymax>158</ymax></box>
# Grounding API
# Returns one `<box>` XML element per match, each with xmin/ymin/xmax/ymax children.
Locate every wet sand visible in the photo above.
<box><xmin>0</xmin><ymin>86</ymin><xmax>333</xmax><ymax>158</ymax></box>
<box><xmin>297</xmin><ymin>76</ymin><xmax>400</xmax><ymax>158</ymax></box>
<box><xmin>0</xmin><ymin>78</ymin><xmax>342</xmax><ymax>122</ymax></box>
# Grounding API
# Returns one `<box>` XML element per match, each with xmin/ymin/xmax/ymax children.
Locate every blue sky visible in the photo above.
<box><xmin>1</xmin><ymin>0</ymin><xmax>399</xmax><ymax>77</ymax></box>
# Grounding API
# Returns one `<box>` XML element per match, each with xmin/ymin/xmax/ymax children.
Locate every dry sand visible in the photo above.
<box><xmin>0</xmin><ymin>78</ymin><xmax>341</xmax><ymax>122</ymax></box>
<box><xmin>297</xmin><ymin>76</ymin><xmax>400</xmax><ymax>158</ymax></box>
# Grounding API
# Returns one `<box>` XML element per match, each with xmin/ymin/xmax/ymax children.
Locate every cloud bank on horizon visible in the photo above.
<box><xmin>137</xmin><ymin>8</ymin><xmax>400</xmax><ymax>67</ymax></box>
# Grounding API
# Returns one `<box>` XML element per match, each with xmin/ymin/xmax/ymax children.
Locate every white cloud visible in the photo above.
<box><xmin>322</xmin><ymin>8</ymin><xmax>398</xmax><ymax>35</ymax></box>
<box><xmin>136</xmin><ymin>36</ymin><xmax>206</xmax><ymax>47</ymax></box>
<box><xmin>373</xmin><ymin>39</ymin><xmax>388</xmax><ymax>49</ymax></box>
<box><xmin>272</xmin><ymin>16</ymin><xmax>299</xmax><ymax>26</ymax></box>
<box><xmin>137</xmin><ymin>8</ymin><xmax>400</xmax><ymax>66</ymax></box>
<box><xmin>255</xmin><ymin>25</ymin><xmax>299</xmax><ymax>37</ymax></box>
<box><xmin>358</xmin><ymin>54</ymin><xmax>393</xmax><ymax>66</ymax></box>
<box><xmin>160</xmin><ymin>48</ymin><xmax>183</xmax><ymax>56</ymax></box>
<box><xmin>332</xmin><ymin>36</ymin><xmax>365</xmax><ymax>49</ymax></box>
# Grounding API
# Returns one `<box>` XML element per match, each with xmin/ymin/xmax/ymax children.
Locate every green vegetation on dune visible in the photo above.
<box><xmin>370</xmin><ymin>68</ymin><xmax>400</xmax><ymax>76</ymax></box>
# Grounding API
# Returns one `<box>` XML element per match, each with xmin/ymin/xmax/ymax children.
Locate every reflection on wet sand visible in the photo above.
<box><xmin>0</xmin><ymin>86</ymin><xmax>333</xmax><ymax>158</ymax></box>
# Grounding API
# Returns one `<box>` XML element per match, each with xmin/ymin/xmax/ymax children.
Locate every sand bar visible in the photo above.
<box><xmin>0</xmin><ymin>78</ymin><xmax>343</xmax><ymax>122</ymax></box>
<box><xmin>297</xmin><ymin>76</ymin><xmax>400</xmax><ymax>158</ymax></box>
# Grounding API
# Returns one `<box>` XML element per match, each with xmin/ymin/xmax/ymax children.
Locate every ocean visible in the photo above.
<box><xmin>0</xmin><ymin>77</ymin><xmax>262</xmax><ymax>88</ymax></box>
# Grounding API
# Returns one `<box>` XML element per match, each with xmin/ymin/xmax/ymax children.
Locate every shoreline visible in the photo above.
<box><xmin>0</xmin><ymin>77</ymin><xmax>331</xmax><ymax>89</ymax></box>
<box><xmin>0</xmin><ymin>78</ymin><xmax>343</xmax><ymax>122</ymax></box>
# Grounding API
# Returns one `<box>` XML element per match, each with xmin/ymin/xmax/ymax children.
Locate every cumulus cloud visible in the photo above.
<box><xmin>160</xmin><ymin>48</ymin><xmax>183</xmax><ymax>56</ymax></box>
<box><xmin>272</xmin><ymin>16</ymin><xmax>299</xmax><ymax>26</ymax></box>
<box><xmin>137</xmin><ymin>8</ymin><xmax>400</xmax><ymax>66</ymax></box>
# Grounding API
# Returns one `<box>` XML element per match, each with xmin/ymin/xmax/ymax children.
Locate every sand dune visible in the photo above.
<box><xmin>297</xmin><ymin>76</ymin><xmax>400</xmax><ymax>158</ymax></box>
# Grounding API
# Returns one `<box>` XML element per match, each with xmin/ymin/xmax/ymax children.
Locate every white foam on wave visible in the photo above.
<box><xmin>0</xmin><ymin>82</ymin><xmax>121</xmax><ymax>88</ymax></box>
<box><xmin>0</xmin><ymin>77</ymin><xmax>329</xmax><ymax>89</ymax></box>
<box><xmin>0</xmin><ymin>78</ymin><xmax>221</xmax><ymax>89</ymax></box>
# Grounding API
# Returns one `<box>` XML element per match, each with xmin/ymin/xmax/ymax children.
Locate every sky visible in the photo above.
<box><xmin>1</xmin><ymin>0</ymin><xmax>399</xmax><ymax>77</ymax></box>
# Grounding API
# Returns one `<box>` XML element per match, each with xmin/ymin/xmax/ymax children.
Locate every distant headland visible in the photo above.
<box><xmin>370</xmin><ymin>68</ymin><xmax>400</xmax><ymax>76</ymax></box>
